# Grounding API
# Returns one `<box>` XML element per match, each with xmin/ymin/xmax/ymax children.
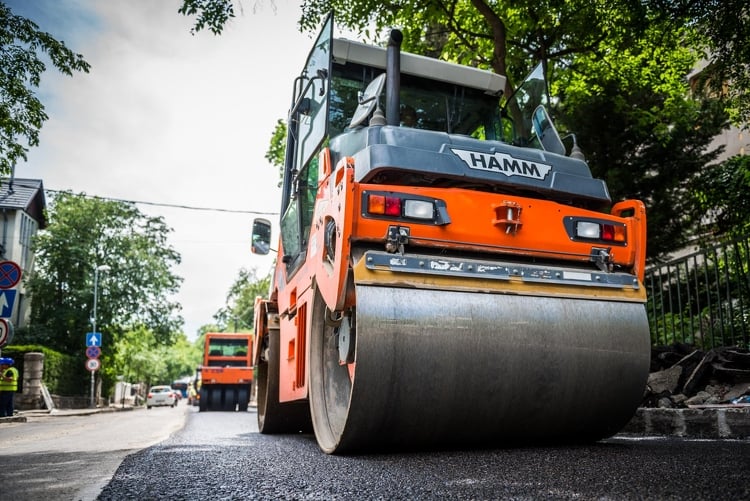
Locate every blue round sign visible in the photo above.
<box><xmin>86</xmin><ymin>345</ymin><xmax>101</xmax><ymax>359</ymax></box>
<box><xmin>0</xmin><ymin>261</ymin><xmax>21</xmax><ymax>289</ymax></box>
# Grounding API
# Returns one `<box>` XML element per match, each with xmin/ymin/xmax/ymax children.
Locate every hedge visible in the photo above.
<box><xmin>0</xmin><ymin>344</ymin><xmax>87</xmax><ymax>396</ymax></box>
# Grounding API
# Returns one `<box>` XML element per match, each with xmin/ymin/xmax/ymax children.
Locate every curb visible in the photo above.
<box><xmin>6</xmin><ymin>405</ymin><xmax>750</xmax><ymax>440</ymax></box>
<box><xmin>1</xmin><ymin>405</ymin><xmax>135</xmax><ymax>423</ymax></box>
<box><xmin>0</xmin><ymin>415</ymin><xmax>27</xmax><ymax>423</ymax></box>
<box><xmin>622</xmin><ymin>407</ymin><xmax>750</xmax><ymax>439</ymax></box>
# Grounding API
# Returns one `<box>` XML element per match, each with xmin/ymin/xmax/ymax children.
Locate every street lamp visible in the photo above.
<box><xmin>90</xmin><ymin>264</ymin><xmax>111</xmax><ymax>408</ymax></box>
<box><xmin>91</xmin><ymin>264</ymin><xmax>111</xmax><ymax>337</ymax></box>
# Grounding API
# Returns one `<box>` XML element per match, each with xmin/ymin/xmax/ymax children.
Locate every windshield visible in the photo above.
<box><xmin>207</xmin><ymin>338</ymin><xmax>249</xmax><ymax>357</ymax></box>
<box><xmin>329</xmin><ymin>62</ymin><xmax>503</xmax><ymax>140</ymax></box>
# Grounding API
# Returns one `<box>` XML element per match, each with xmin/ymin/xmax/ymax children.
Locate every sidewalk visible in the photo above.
<box><xmin>1</xmin><ymin>404</ymin><xmax>135</xmax><ymax>423</ymax></box>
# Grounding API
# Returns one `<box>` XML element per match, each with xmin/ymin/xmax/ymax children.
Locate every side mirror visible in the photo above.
<box><xmin>350</xmin><ymin>73</ymin><xmax>386</xmax><ymax>128</ymax></box>
<box><xmin>532</xmin><ymin>105</ymin><xmax>566</xmax><ymax>156</ymax></box>
<box><xmin>251</xmin><ymin>218</ymin><xmax>272</xmax><ymax>255</ymax></box>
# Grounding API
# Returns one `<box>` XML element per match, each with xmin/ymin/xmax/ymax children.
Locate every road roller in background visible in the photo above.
<box><xmin>251</xmin><ymin>14</ymin><xmax>650</xmax><ymax>454</ymax></box>
<box><xmin>196</xmin><ymin>332</ymin><xmax>253</xmax><ymax>412</ymax></box>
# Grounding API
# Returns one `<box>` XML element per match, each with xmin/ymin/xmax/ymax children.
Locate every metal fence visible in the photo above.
<box><xmin>645</xmin><ymin>235</ymin><xmax>750</xmax><ymax>349</ymax></box>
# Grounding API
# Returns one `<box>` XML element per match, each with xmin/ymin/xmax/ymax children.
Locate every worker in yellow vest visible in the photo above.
<box><xmin>0</xmin><ymin>357</ymin><xmax>19</xmax><ymax>417</ymax></box>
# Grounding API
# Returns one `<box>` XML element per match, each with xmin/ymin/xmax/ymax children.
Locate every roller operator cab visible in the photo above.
<box><xmin>251</xmin><ymin>14</ymin><xmax>649</xmax><ymax>454</ymax></box>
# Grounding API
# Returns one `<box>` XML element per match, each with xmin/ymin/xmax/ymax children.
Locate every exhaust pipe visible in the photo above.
<box><xmin>386</xmin><ymin>30</ymin><xmax>402</xmax><ymax>126</ymax></box>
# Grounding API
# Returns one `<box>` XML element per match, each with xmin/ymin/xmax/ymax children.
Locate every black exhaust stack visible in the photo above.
<box><xmin>386</xmin><ymin>30</ymin><xmax>402</xmax><ymax>126</ymax></box>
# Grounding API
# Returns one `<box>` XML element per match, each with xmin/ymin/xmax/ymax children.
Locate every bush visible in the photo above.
<box><xmin>1</xmin><ymin>344</ymin><xmax>86</xmax><ymax>395</ymax></box>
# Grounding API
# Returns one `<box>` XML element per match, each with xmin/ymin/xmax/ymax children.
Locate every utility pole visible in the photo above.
<box><xmin>89</xmin><ymin>264</ymin><xmax>110</xmax><ymax>408</ymax></box>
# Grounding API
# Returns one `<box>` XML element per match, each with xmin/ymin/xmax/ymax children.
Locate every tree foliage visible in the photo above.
<box><xmin>553</xmin><ymin>16</ymin><xmax>729</xmax><ymax>258</ymax></box>
<box><xmin>691</xmin><ymin>155</ymin><xmax>750</xmax><ymax>241</ymax></box>
<box><xmin>178</xmin><ymin>0</ymin><xmax>236</xmax><ymax>35</ymax></box>
<box><xmin>178</xmin><ymin>0</ymin><xmax>275</xmax><ymax>35</ymax></box>
<box><xmin>173</xmin><ymin>0</ymin><xmax>749</xmax><ymax>123</ymax></box>
<box><xmin>108</xmin><ymin>326</ymin><xmax>200</xmax><ymax>387</ymax></box>
<box><xmin>23</xmin><ymin>192</ymin><xmax>184</xmax><ymax>355</ymax></box>
<box><xmin>562</xmin><ymin>84</ymin><xmax>727</xmax><ymax>258</ymax></box>
<box><xmin>0</xmin><ymin>3</ymin><xmax>90</xmax><ymax>175</ymax></box>
<box><xmin>265</xmin><ymin>118</ymin><xmax>286</xmax><ymax>184</ymax></box>
<box><xmin>651</xmin><ymin>0</ymin><xmax>750</xmax><ymax>125</ymax></box>
<box><xmin>299</xmin><ymin>0</ymin><xmax>660</xmax><ymax>94</ymax></box>
<box><xmin>213</xmin><ymin>267</ymin><xmax>271</xmax><ymax>332</ymax></box>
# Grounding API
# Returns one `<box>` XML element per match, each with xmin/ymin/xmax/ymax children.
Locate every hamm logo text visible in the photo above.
<box><xmin>451</xmin><ymin>148</ymin><xmax>552</xmax><ymax>180</ymax></box>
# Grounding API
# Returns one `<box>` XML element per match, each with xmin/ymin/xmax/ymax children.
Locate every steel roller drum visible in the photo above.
<box><xmin>309</xmin><ymin>284</ymin><xmax>651</xmax><ymax>454</ymax></box>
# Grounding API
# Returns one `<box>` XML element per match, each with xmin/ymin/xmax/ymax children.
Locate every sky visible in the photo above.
<box><xmin>5</xmin><ymin>0</ymin><xmax>335</xmax><ymax>339</ymax></box>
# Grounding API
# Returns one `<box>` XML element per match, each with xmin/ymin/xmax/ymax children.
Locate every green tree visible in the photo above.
<box><xmin>109</xmin><ymin>327</ymin><xmax>200</xmax><ymax>388</ymax></box>
<box><xmin>23</xmin><ymin>192</ymin><xmax>183</xmax><ymax>355</ymax></box>
<box><xmin>553</xmin><ymin>17</ymin><xmax>729</xmax><ymax>258</ymax></box>
<box><xmin>691</xmin><ymin>155</ymin><xmax>750</xmax><ymax>240</ymax></box>
<box><xmin>0</xmin><ymin>2</ymin><xmax>90</xmax><ymax>175</ymax></box>
<box><xmin>652</xmin><ymin>0</ymin><xmax>750</xmax><ymax>125</ymax></box>
<box><xmin>178</xmin><ymin>0</ymin><xmax>236</xmax><ymax>35</ymax></box>
<box><xmin>265</xmin><ymin>118</ymin><xmax>287</xmax><ymax>184</ymax></box>
<box><xmin>561</xmin><ymin>83</ymin><xmax>726</xmax><ymax>259</ymax></box>
<box><xmin>213</xmin><ymin>267</ymin><xmax>271</xmax><ymax>332</ymax></box>
<box><xmin>299</xmin><ymin>0</ymin><xmax>660</xmax><ymax>93</ymax></box>
<box><xmin>195</xmin><ymin>323</ymin><xmax>221</xmax><ymax>340</ymax></box>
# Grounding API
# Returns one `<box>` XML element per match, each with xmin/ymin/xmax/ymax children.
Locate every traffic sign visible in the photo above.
<box><xmin>0</xmin><ymin>261</ymin><xmax>21</xmax><ymax>289</ymax></box>
<box><xmin>85</xmin><ymin>358</ymin><xmax>101</xmax><ymax>371</ymax></box>
<box><xmin>0</xmin><ymin>319</ymin><xmax>9</xmax><ymax>347</ymax></box>
<box><xmin>86</xmin><ymin>332</ymin><xmax>102</xmax><ymax>347</ymax></box>
<box><xmin>0</xmin><ymin>289</ymin><xmax>17</xmax><ymax>318</ymax></box>
<box><xmin>86</xmin><ymin>345</ymin><xmax>101</xmax><ymax>359</ymax></box>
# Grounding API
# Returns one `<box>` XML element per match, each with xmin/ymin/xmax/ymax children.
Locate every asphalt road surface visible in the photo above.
<box><xmin>0</xmin><ymin>404</ymin><xmax>189</xmax><ymax>500</ymax></box>
<box><xmin>2</xmin><ymin>404</ymin><xmax>749</xmax><ymax>500</ymax></box>
<box><xmin>102</xmin><ymin>407</ymin><xmax>749</xmax><ymax>500</ymax></box>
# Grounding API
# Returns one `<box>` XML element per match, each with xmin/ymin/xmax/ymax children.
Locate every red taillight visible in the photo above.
<box><xmin>384</xmin><ymin>197</ymin><xmax>401</xmax><ymax>216</ymax></box>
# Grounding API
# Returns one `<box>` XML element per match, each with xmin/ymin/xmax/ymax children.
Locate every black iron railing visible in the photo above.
<box><xmin>645</xmin><ymin>235</ymin><xmax>750</xmax><ymax>349</ymax></box>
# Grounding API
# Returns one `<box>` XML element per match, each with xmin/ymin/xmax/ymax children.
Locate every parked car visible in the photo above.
<box><xmin>146</xmin><ymin>385</ymin><xmax>177</xmax><ymax>409</ymax></box>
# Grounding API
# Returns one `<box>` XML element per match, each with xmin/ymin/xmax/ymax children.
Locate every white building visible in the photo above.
<box><xmin>0</xmin><ymin>178</ymin><xmax>46</xmax><ymax>329</ymax></box>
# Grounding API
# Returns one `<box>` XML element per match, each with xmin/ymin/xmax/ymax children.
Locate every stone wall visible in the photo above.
<box><xmin>13</xmin><ymin>352</ymin><xmax>107</xmax><ymax>410</ymax></box>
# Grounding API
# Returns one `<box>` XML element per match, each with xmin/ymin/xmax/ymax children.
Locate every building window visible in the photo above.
<box><xmin>19</xmin><ymin>213</ymin><xmax>38</xmax><ymax>270</ymax></box>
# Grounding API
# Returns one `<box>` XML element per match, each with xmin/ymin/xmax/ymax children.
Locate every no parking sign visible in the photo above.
<box><xmin>0</xmin><ymin>261</ymin><xmax>21</xmax><ymax>289</ymax></box>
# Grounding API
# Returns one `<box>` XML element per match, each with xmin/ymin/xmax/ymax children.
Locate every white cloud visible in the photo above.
<box><xmin>15</xmin><ymin>0</ymin><xmax>320</xmax><ymax>338</ymax></box>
